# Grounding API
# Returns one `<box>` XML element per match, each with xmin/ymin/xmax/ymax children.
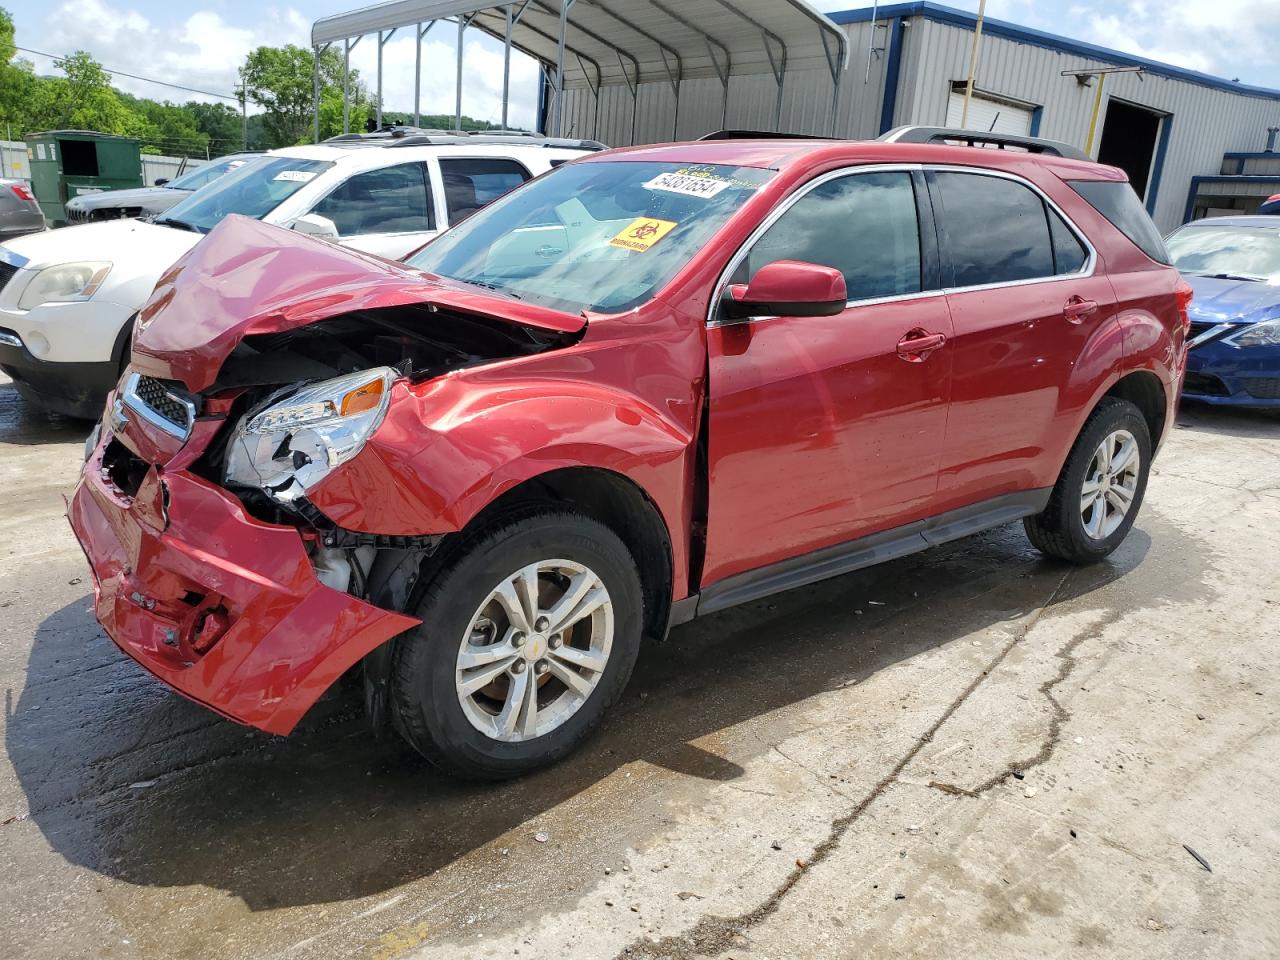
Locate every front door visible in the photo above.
<box><xmin>702</xmin><ymin>169</ymin><xmax>953</xmax><ymax>588</ymax></box>
<box><xmin>926</xmin><ymin>169</ymin><xmax>1118</xmax><ymax>511</ymax></box>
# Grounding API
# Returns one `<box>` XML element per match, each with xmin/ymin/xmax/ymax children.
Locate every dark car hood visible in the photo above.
<box><xmin>1184</xmin><ymin>274</ymin><xmax>1280</xmax><ymax>325</ymax></box>
<box><xmin>131</xmin><ymin>215</ymin><xmax>587</xmax><ymax>392</ymax></box>
<box><xmin>66</xmin><ymin>186</ymin><xmax>188</xmax><ymax>215</ymax></box>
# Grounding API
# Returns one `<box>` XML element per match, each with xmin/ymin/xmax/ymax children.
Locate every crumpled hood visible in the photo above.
<box><xmin>66</xmin><ymin>186</ymin><xmax>185</xmax><ymax>214</ymax></box>
<box><xmin>130</xmin><ymin>215</ymin><xmax>588</xmax><ymax>392</ymax></box>
<box><xmin>1184</xmin><ymin>273</ymin><xmax>1280</xmax><ymax>326</ymax></box>
<box><xmin>1</xmin><ymin>217</ymin><xmax>200</xmax><ymax>270</ymax></box>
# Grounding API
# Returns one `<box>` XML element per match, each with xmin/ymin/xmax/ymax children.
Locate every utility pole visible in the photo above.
<box><xmin>239</xmin><ymin>81</ymin><xmax>248</xmax><ymax>150</ymax></box>
<box><xmin>960</xmin><ymin>0</ymin><xmax>987</xmax><ymax>128</ymax></box>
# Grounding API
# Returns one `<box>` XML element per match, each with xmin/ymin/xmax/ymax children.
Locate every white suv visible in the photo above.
<box><xmin>0</xmin><ymin>135</ymin><xmax>596</xmax><ymax>417</ymax></box>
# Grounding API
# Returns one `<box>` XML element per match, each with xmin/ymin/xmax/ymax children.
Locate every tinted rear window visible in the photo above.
<box><xmin>1068</xmin><ymin>179</ymin><xmax>1170</xmax><ymax>265</ymax></box>
<box><xmin>934</xmin><ymin>171</ymin><xmax>1055</xmax><ymax>286</ymax></box>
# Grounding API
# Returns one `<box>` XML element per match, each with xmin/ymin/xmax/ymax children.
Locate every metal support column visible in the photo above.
<box><xmin>456</xmin><ymin>17</ymin><xmax>465</xmax><ymax>130</ymax></box>
<box><xmin>312</xmin><ymin>45</ymin><xmax>321</xmax><ymax>143</ymax></box>
<box><xmin>343</xmin><ymin>37</ymin><xmax>350</xmax><ymax>134</ymax></box>
<box><xmin>376</xmin><ymin>29</ymin><xmax>397</xmax><ymax>129</ymax></box>
<box><xmin>552</xmin><ymin>0</ymin><xmax>576</xmax><ymax>136</ymax></box>
<box><xmin>414</xmin><ymin>21</ymin><xmax>437</xmax><ymax>127</ymax></box>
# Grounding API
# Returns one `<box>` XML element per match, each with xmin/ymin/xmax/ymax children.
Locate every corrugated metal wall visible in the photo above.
<box><xmin>560</xmin><ymin>18</ymin><xmax>890</xmax><ymax>146</ymax></box>
<box><xmin>899</xmin><ymin>19</ymin><xmax>1280</xmax><ymax>230</ymax></box>
<box><xmin>560</xmin><ymin>13</ymin><xmax>1280</xmax><ymax>232</ymax></box>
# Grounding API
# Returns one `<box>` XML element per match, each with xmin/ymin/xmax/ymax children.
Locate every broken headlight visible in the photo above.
<box><xmin>223</xmin><ymin>367</ymin><xmax>398</xmax><ymax>501</ymax></box>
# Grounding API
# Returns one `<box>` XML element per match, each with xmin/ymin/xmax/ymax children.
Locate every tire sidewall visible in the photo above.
<box><xmin>1060</xmin><ymin>402</ymin><xmax>1152</xmax><ymax>559</ymax></box>
<box><xmin>397</xmin><ymin>513</ymin><xmax>643</xmax><ymax>777</ymax></box>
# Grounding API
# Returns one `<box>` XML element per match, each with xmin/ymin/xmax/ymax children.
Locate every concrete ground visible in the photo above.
<box><xmin>0</xmin><ymin>373</ymin><xmax>1277</xmax><ymax>960</ymax></box>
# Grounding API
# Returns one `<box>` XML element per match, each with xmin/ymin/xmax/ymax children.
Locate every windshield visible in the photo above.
<box><xmin>166</xmin><ymin>155</ymin><xmax>254</xmax><ymax>192</ymax></box>
<box><xmin>1166</xmin><ymin>224</ymin><xmax>1280</xmax><ymax>282</ymax></box>
<box><xmin>407</xmin><ymin>160</ymin><xmax>775</xmax><ymax>313</ymax></box>
<box><xmin>158</xmin><ymin>156</ymin><xmax>334</xmax><ymax>233</ymax></box>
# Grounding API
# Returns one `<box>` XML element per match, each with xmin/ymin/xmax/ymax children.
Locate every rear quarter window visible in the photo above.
<box><xmin>1068</xmin><ymin>179</ymin><xmax>1171</xmax><ymax>265</ymax></box>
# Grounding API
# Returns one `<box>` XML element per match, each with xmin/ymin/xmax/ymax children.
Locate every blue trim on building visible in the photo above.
<box><xmin>878</xmin><ymin>17</ymin><xmax>906</xmax><ymax>135</ymax></box>
<box><xmin>1028</xmin><ymin>105</ymin><xmax>1043</xmax><ymax>138</ymax></box>
<box><xmin>830</xmin><ymin>3</ymin><xmax>1280</xmax><ymax>102</ymax></box>
<box><xmin>1146</xmin><ymin>113</ymin><xmax>1173</xmax><ymax>216</ymax></box>
<box><xmin>1223</xmin><ymin>152</ymin><xmax>1280</xmax><ymax>159</ymax></box>
<box><xmin>1184</xmin><ymin>175</ymin><xmax>1280</xmax><ymax>223</ymax></box>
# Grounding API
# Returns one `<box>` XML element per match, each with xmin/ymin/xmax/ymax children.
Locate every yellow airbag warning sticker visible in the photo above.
<box><xmin>608</xmin><ymin>217</ymin><xmax>678</xmax><ymax>252</ymax></box>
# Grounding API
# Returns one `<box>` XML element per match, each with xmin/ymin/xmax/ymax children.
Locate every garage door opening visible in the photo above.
<box><xmin>945</xmin><ymin>83</ymin><xmax>1034</xmax><ymax>135</ymax></box>
<box><xmin>1097</xmin><ymin>99</ymin><xmax>1163</xmax><ymax>200</ymax></box>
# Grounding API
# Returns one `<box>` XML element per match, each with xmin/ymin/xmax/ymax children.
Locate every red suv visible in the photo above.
<box><xmin>69</xmin><ymin>129</ymin><xmax>1190</xmax><ymax>779</ymax></box>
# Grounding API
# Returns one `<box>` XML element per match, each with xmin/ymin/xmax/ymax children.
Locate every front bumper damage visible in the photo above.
<box><xmin>68</xmin><ymin>429</ymin><xmax>420</xmax><ymax>735</ymax></box>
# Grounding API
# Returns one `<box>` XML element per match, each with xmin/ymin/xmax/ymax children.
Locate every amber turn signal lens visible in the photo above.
<box><xmin>339</xmin><ymin>377</ymin><xmax>386</xmax><ymax>416</ymax></box>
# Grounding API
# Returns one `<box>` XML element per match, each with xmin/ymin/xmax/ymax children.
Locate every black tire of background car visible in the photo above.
<box><xmin>1023</xmin><ymin>396</ymin><xmax>1152</xmax><ymax>563</ymax></box>
<box><xmin>391</xmin><ymin>510</ymin><xmax>643</xmax><ymax>780</ymax></box>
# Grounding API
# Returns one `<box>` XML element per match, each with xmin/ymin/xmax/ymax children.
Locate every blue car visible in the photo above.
<box><xmin>1165</xmin><ymin>216</ymin><xmax>1280</xmax><ymax>408</ymax></box>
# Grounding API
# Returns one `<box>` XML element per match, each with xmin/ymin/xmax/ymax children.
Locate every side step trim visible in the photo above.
<box><xmin>677</xmin><ymin>488</ymin><xmax>1052</xmax><ymax>623</ymax></box>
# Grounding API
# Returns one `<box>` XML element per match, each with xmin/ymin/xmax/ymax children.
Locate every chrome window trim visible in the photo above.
<box><xmin>120</xmin><ymin>372</ymin><xmax>195</xmax><ymax>440</ymax></box>
<box><xmin>707</xmin><ymin>162</ymin><xmax>1097</xmax><ymax>328</ymax></box>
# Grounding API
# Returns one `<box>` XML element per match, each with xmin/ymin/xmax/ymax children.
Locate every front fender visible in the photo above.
<box><xmin>306</xmin><ymin>375</ymin><xmax>694</xmax><ymax>542</ymax></box>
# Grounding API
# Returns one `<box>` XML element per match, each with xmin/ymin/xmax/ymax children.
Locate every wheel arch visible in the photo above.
<box><xmin>1101</xmin><ymin>370</ymin><xmax>1168</xmax><ymax>448</ymax></box>
<box><xmin>454</xmin><ymin>466</ymin><xmax>676</xmax><ymax>645</ymax></box>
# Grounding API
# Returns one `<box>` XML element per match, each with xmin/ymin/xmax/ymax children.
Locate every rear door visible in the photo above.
<box><xmin>436</xmin><ymin>157</ymin><xmax>533</xmax><ymax>227</ymax></box>
<box><xmin>927</xmin><ymin>168</ymin><xmax>1116</xmax><ymax>511</ymax></box>
<box><xmin>308</xmin><ymin>160</ymin><xmax>436</xmax><ymax>259</ymax></box>
<box><xmin>702</xmin><ymin>168</ymin><xmax>954</xmax><ymax>588</ymax></box>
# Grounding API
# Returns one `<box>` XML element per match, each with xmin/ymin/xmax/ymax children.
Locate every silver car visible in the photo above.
<box><xmin>0</xmin><ymin>180</ymin><xmax>46</xmax><ymax>242</ymax></box>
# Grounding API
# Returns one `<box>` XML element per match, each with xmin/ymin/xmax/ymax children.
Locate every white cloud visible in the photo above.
<box><xmin>30</xmin><ymin>0</ymin><xmax>542</xmax><ymax>130</ymax></box>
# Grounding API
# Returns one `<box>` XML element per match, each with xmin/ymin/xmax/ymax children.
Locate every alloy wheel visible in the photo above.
<box><xmin>1080</xmin><ymin>428</ymin><xmax>1140</xmax><ymax>540</ymax></box>
<box><xmin>455</xmin><ymin>559</ymin><xmax>613</xmax><ymax>742</ymax></box>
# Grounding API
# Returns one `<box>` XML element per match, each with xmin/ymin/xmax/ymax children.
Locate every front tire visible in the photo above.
<box><xmin>391</xmin><ymin>510</ymin><xmax>643</xmax><ymax>780</ymax></box>
<box><xmin>1024</xmin><ymin>397</ymin><xmax>1152</xmax><ymax>563</ymax></box>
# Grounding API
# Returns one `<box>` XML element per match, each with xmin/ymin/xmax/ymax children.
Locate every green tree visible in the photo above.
<box><xmin>186</xmin><ymin>101</ymin><xmax>245</xmax><ymax>156</ymax></box>
<box><xmin>241</xmin><ymin>44</ymin><xmax>366</xmax><ymax>147</ymax></box>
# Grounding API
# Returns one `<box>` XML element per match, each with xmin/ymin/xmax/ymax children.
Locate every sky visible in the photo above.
<box><xmin>5</xmin><ymin>0</ymin><xmax>1280</xmax><ymax>130</ymax></box>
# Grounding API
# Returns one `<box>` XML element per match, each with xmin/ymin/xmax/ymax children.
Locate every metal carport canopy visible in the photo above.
<box><xmin>311</xmin><ymin>0</ymin><xmax>849</xmax><ymax>137</ymax></box>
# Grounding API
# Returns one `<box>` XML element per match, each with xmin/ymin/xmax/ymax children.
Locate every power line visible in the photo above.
<box><xmin>14</xmin><ymin>45</ymin><xmax>244</xmax><ymax>103</ymax></box>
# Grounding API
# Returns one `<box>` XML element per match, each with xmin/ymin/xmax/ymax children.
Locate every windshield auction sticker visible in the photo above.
<box><xmin>608</xmin><ymin>217</ymin><xmax>678</xmax><ymax>252</ymax></box>
<box><xmin>643</xmin><ymin>171</ymin><xmax>733</xmax><ymax>199</ymax></box>
<box><xmin>273</xmin><ymin>170</ymin><xmax>318</xmax><ymax>183</ymax></box>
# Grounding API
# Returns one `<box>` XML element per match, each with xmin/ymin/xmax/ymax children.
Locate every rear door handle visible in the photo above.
<box><xmin>1063</xmin><ymin>295</ymin><xmax>1098</xmax><ymax>323</ymax></box>
<box><xmin>897</xmin><ymin>329</ymin><xmax>947</xmax><ymax>362</ymax></box>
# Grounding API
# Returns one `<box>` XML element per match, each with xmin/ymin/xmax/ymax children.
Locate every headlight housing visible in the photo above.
<box><xmin>1224</xmin><ymin>317</ymin><xmax>1280</xmax><ymax>348</ymax></box>
<box><xmin>224</xmin><ymin>367</ymin><xmax>398</xmax><ymax>500</ymax></box>
<box><xmin>18</xmin><ymin>262</ymin><xmax>112</xmax><ymax>310</ymax></box>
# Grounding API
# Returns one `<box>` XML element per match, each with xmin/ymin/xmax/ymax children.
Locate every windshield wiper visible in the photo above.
<box><xmin>152</xmin><ymin>216</ymin><xmax>200</xmax><ymax>233</ymax></box>
<box><xmin>460</xmin><ymin>278</ymin><xmax>522</xmax><ymax>300</ymax></box>
<box><xmin>1201</xmin><ymin>272</ymin><xmax>1267</xmax><ymax>282</ymax></box>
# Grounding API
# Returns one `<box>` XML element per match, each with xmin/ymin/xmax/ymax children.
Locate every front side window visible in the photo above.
<box><xmin>934</xmin><ymin>171</ymin><xmax>1057</xmax><ymax>286</ymax></box>
<box><xmin>407</xmin><ymin>160</ymin><xmax>775</xmax><ymax>314</ymax></box>
<box><xmin>742</xmin><ymin>171</ymin><xmax>922</xmax><ymax>302</ymax></box>
<box><xmin>439</xmin><ymin>158</ymin><xmax>531</xmax><ymax>223</ymax></box>
<box><xmin>1165</xmin><ymin>224</ymin><xmax>1280</xmax><ymax>282</ymax></box>
<box><xmin>311</xmin><ymin>162</ymin><xmax>433</xmax><ymax>236</ymax></box>
<box><xmin>158</xmin><ymin>156</ymin><xmax>335</xmax><ymax>233</ymax></box>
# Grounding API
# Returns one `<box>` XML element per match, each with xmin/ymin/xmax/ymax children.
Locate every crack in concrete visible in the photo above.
<box><xmin>613</xmin><ymin>569</ymin><xmax>1074</xmax><ymax>960</ymax></box>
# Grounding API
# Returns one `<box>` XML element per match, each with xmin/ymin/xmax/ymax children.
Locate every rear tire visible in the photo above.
<box><xmin>1024</xmin><ymin>397</ymin><xmax>1151</xmax><ymax>563</ymax></box>
<box><xmin>391</xmin><ymin>510</ymin><xmax>643</xmax><ymax>780</ymax></box>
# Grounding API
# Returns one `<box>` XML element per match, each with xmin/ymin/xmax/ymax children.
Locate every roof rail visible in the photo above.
<box><xmin>387</xmin><ymin>134</ymin><xmax>608</xmax><ymax>151</ymax></box>
<box><xmin>699</xmin><ymin>129</ymin><xmax>830</xmax><ymax>141</ymax></box>
<box><xmin>878</xmin><ymin>126</ymin><xmax>1090</xmax><ymax>162</ymax></box>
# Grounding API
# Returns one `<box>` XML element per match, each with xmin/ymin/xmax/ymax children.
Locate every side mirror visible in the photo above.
<box><xmin>290</xmin><ymin>213</ymin><xmax>340</xmax><ymax>241</ymax></box>
<box><xmin>154</xmin><ymin>178</ymin><xmax>169</xmax><ymax>187</ymax></box>
<box><xmin>721</xmin><ymin>260</ymin><xmax>847</xmax><ymax>321</ymax></box>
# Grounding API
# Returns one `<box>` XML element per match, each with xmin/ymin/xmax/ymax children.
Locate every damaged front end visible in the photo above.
<box><xmin>68</xmin><ymin>216</ymin><xmax>583</xmax><ymax>735</ymax></box>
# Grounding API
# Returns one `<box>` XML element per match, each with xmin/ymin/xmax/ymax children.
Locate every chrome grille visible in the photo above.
<box><xmin>121</xmin><ymin>373</ymin><xmax>196</xmax><ymax>438</ymax></box>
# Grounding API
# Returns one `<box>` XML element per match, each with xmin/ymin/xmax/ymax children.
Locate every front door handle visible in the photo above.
<box><xmin>1063</xmin><ymin>295</ymin><xmax>1098</xmax><ymax>323</ymax></box>
<box><xmin>897</xmin><ymin>329</ymin><xmax>947</xmax><ymax>362</ymax></box>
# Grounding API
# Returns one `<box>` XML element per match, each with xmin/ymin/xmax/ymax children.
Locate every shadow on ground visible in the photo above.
<box><xmin>7</xmin><ymin>501</ymin><xmax>1213</xmax><ymax>916</ymax></box>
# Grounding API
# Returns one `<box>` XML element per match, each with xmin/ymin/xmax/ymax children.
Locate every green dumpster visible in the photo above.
<box><xmin>25</xmin><ymin>131</ymin><xmax>143</xmax><ymax>226</ymax></box>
